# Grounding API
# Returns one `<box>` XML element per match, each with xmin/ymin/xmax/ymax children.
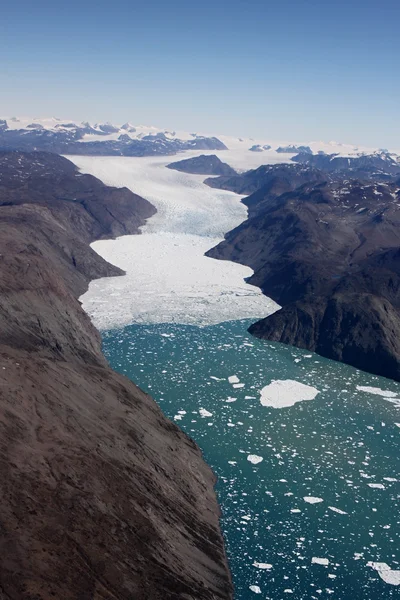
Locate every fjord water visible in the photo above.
<box><xmin>71</xmin><ymin>154</ymin><xmax>400</xmax><ymax>599</ymax></box>
<box><xmin>103</xmin><ymin>321</ymin><xmax>400</xmax><ymax>599</ymax></box>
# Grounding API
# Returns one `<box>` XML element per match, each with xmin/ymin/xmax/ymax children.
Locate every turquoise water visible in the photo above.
<box><xmin>103</xmin><ymin>319</ymin><xmax>400</xmax><ymax>599</ymax></box>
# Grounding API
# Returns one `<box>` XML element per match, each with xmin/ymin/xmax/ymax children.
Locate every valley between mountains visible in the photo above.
<box><xmin>0</xmin><ymin>117</ymin><xmax>399</xmax><ymax>599</ymax></box>
<box><xmin>68</xmin><ymin>148</ymin><xmax>400</xmax><ymax>598</ymax></box>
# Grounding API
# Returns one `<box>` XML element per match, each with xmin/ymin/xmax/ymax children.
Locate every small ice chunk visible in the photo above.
<box><xmin>199</xmin><ymin>408</ymin><xmax>213</xmax><ymax>418</ymax></box>
<box><xmin>248</xmin><ymin>455</ymin><xmax>263</xmax><ymax>465</ymax></box>
<box><xmin>249</xmin><ymin>585</ymin><xmax>262</xmax><ymax>594</ymax></box>
<box><xmin>312</xmin><ymin>558</ymin><xmax>329</xmax><ymax>566</ymax></box>
<box><xmin>368</xmin><ymin>483</ymin><xmax>385</xmax><ymax>489</ymax></box>
<box><xmin>228</xmin><ymin>375</ymin><xmax>240</xmax><ymax>384</ymax></box>
<box><xmin>233</xmin><ymin>383</ymin><xmax>245</xmax><ymax>388</ymax></box>
<box><xmin>328</xmin><ymin>506</ymin><xmax>348</xmax><ymax>515</ymax></box>
<box><xmin>304</xmin><ymin>496</ymin><xmax>324</xmax><ymax>504</ymax></box>
<box><xmin>253</xmin><ymin>562</ymin><xmax>272</xmax><ymax>569</ymax></box>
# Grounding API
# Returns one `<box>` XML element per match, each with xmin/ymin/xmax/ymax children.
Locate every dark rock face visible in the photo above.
<box><xmin>249</xmin><ymin>294</ymin><xmax>400</xmax><ymax>381</ymax></box>
<box><xmin>0</xmin><ymin>151</ymin><xmax>233</xmax><ymax>600</ymax></box>
<box><xmin>205</xmin><ymin>163</ymin><xmax>326</xmax><ymax>196</ymax></box>
<box><xmin>207</xmin><ymin>164</ymin><xmax>400</xmax><ymax>381</ymax></box>
<box><xmin>167</xmin><ymin>154</ymin><xmax>236</xmax><ymax>176</ymax></box>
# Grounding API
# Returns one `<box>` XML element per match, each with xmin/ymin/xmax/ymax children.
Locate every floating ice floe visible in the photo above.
<box><xmin>199</xmin><ymin>408</ymin><xmax>213</xmax><ymax>418</ymax></box>
<box><xmin>260</xmin><ymin>379</ymin><xmax>319</xmax><ymax>409</ymax></box>
<box><xmin>247</xmin><ymin>455</ymin><xmax>263</xmax><ymax>465</ymax></box>
<box><xmin>356</xmin><ymin>386</ymin><xmax>397</xmax><ymax>398</ymax></box>
<box><xmin>312</xmin><ymin>558</ymin><xmax>330</xmax><ymax>566</ymax></box>
<box><xmin>228</xmin><ymin>375</ymin><xmax>240</xmax><ymax>384</ymax></box>
<box><xmin>304</xmin><ymin>496</ymin><xmax>324</xmax><ymax>504</ymax></box>
<box><xmin>368</xmin><ymin>483</ymin><xmax>385</xmax><ymax>489</ymax></box>
<box><xmin>249</xmin><ymin>585</ymin><xmax>262</xmax><ymax>594</ymax></box>
<box><xmin>328</xmin><ymin>506</ymin><xmax>348</xmax><ymax>515</ymax></box>
<box><xmin>367</xmin><ymin>562</ymin><xmax>400</xmax><ymax>585</ymax></box>
<box><xmin>253</xmin><ymin>562</ymin><xmax>273</xmax><ymax>570</ymax></box>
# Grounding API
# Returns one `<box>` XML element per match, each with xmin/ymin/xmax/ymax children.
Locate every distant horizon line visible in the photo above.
<box><xmin>1</xmin><ymin>115</ymin><xmax>398</xmax><ymax>153</ymax></box>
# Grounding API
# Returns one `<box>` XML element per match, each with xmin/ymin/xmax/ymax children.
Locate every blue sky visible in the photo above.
<box><xmin>1</xmin><ymin>0</ymin><xmax>399</xmax><ymax>147</ymax></box>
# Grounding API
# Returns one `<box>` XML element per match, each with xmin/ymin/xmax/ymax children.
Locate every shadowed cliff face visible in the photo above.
<box><xmin>0</xmin><ymin>151</ymin><xmax>233</xmax><ymax>600</ymax></box>
<box><xmin>207</xmin><ymin>165</ymin><xmax>400</xmax><ymax>382</ymax></box>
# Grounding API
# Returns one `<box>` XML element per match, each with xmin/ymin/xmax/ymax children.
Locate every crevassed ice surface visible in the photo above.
<box><xmin>69</xmin><ymin>154</ymin><xmax>280</xmax><ymax>328</ymax></box>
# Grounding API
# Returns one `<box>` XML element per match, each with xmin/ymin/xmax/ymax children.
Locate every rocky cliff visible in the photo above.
<box><xmin>207</xmin><ymin>165</ymin><xmax>400</xmax><ymax>382</ymax></box>
<box><xmin>0</xmin><ymin>151</ymin><xmax>233</xmax><ymax>599</ymax></box>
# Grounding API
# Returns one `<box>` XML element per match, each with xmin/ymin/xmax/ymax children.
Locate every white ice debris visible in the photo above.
<box><xmin>249</xmin><ymin>585</ymin><xmax>262</xmax><ymax>594</ymax></box>
<box><xmin>253</xmin><ymin>562</ymin><xmax>272</xmax><ymax>569</ymax></box>
<box><xmin>312</xmin><ymin>558</ymin><xmax>329</xmax><ymax>566</ymax></box>
<box><xmin>199</xmin><ymin>408</ymin><xmax>213</xmax><ymax>418</ymax></box>
<box><xmin>328</xmin><ymin>506</ymin><xmax>348</xmax><ymax>515</ymax></box>
<box><xmin>356</xmin><ymin>386</ymin><xmax>397</xmax><ymax>398</ymax></box>
<box><xmin>71</xmin><ymin>155</ymin><xmax>279</xmax><ymax>329</ymax></box>
<box><xmin>228</xmin><ymin>375</ymin><xmax>240</xmax><ymax>384</ymax></box>
<box><xmin>304</xmin><ymin>497</ymin><xmax>324</xmax><ymax>504</ymax></box>
<box><xmin>367</xmin><ymin>562</ymin><xmax>400</xmax><ymax>586</ymax></box>
<box><xmin>260</xmin><ymin>380</ymin><xmax>319</xmax><ymax>409</ymax></box>
<box><xmin>247</xmin><ymin>455</ymin><xmax>263</xmax><ymax>465</ymax></box>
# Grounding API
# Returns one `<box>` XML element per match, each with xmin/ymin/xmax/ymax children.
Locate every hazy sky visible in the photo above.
<box><xmin>1</xmin><ymin>0</ymin><xmax>399</xmax><ymax>148</ymax></box>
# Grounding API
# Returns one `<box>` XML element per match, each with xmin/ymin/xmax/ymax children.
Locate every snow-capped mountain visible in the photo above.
<box><xmin>0</xmin><ymin>117</ymin><xmax>399</xmax><ymax>167</ymax></box>
<box><xmin>0</xmin><ymin>117</ymin><xmax>228</xmax><ymax>156</ymax></box>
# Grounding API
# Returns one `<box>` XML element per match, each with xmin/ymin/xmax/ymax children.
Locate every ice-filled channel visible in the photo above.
<box><xmin>68</xmin><ymin>154</ymin><xmax>400</xmax><ymax>599</ymax></box>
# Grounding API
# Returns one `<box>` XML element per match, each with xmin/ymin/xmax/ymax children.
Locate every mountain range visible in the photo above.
<box><xmin>0</xmin><ymin>118</ymin><xmax>227</xmax><ymax>156</ymax></box>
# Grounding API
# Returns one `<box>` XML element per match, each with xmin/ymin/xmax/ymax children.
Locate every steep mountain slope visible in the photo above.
<box><xmin>0</xmin><ymin>151</ymin><xmax>233</xmax><ymax>600</ymax></box>
<box><xmin>207</xmin><ymin>167</ymin><xmax>400</xmax><ymax>381</ymax></box>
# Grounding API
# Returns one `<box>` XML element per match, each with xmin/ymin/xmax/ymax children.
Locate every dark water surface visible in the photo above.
<box><xmin>103</xmin><ymin>320</ymin><xmax>400</xmax><ymax>599</ymax></box>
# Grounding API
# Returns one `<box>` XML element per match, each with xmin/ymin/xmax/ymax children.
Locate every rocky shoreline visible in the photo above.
<box><xmin>0</xmin><ymin>151</ymin><xmax>233</xmax><ymax>599</ymax></box>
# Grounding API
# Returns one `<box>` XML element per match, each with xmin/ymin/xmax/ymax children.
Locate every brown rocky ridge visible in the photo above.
<box><xmin>0</xmin><ymin>151</ymin><xmax>233</xmax><ymax>600</ymax></box>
